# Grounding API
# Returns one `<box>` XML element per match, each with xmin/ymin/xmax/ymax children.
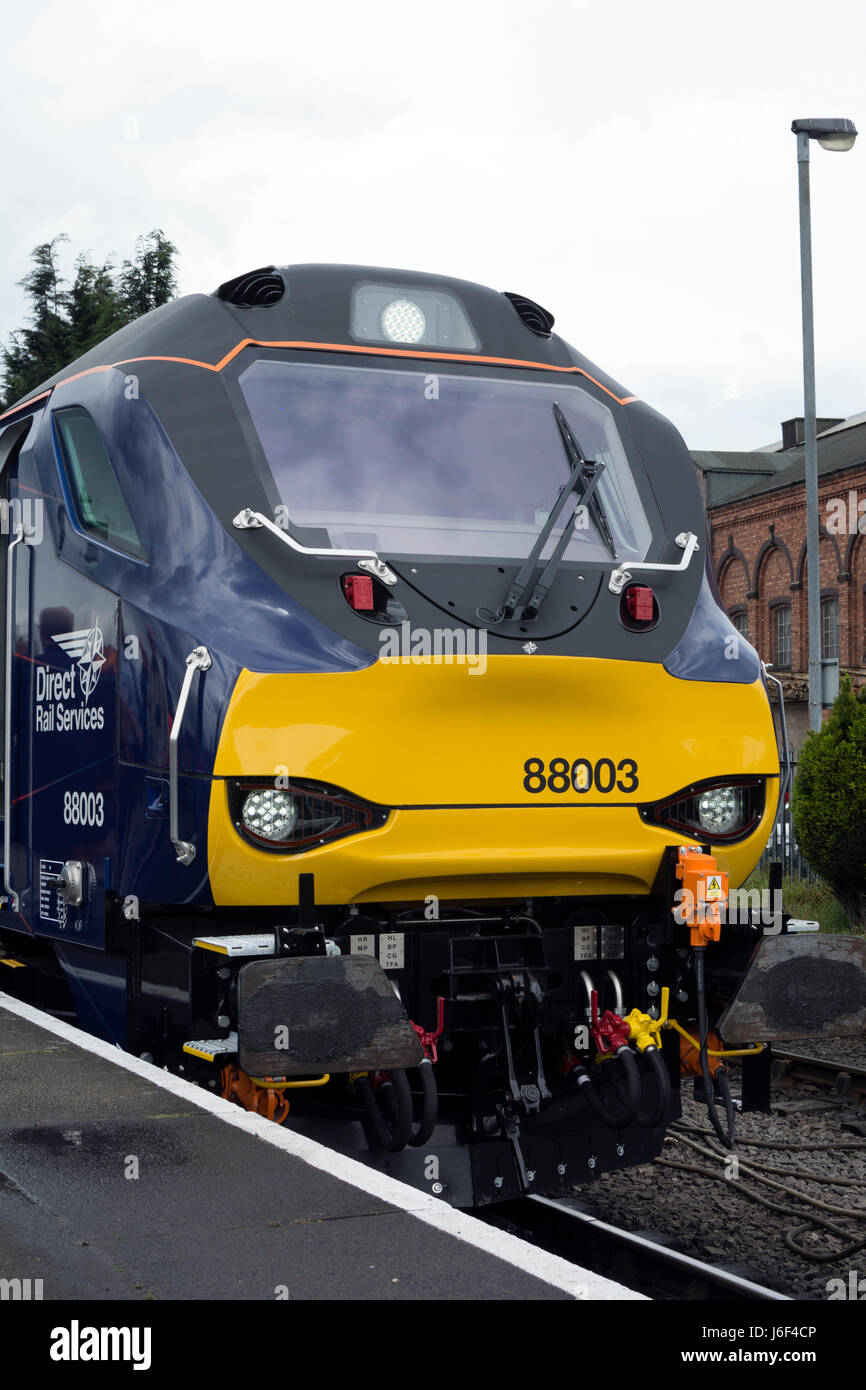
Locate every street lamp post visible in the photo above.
<box><xmin>791</xmin><ymin>117</ymin><xmax>857</xmax><ymax>733</ymax></box>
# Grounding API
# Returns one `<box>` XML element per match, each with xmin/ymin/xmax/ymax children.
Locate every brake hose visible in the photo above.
<box><xmin>693</xmin><ymin>946</ymin><xmax>735</xmax><ymax>1149</ymax></box>
<box><xmin>575</xmin><ymin>1045</ymin><xmax>641</xmax><ymax>1129</ymax></box>
<box><xmin>408</xmin><ymin>1058</ymin><xmax>438</xmax><ymax>1148</ymax></box>
<box><xmin>357</xmin><ymin>1069</ymin><xmax>413</xmax><ymax>1151</ymax></box>
<box><xmin>636</xmin><ymin>1046</ymin><xmax>671</xmax><ymax>1128</ymax></box>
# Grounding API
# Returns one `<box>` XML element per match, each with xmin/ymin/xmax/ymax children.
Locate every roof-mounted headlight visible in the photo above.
<box><xmin>351</xmin><ymin>282</ymin><xmax>479</xmax><ymax>350</ymax></box>
<box><xmin>380</xmin><ymin>297</ymin><xmax>427</xmax><ymax>344</ymax></box>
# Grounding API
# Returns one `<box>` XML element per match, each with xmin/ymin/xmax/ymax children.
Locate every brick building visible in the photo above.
<box><xmin>693</xmin><ymin>413</ymin><xmax>866</xmax><ymax>755</ymax></box>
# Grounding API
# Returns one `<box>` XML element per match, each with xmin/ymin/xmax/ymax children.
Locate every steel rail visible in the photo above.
<box><xmin>483</xmin><ymin>1193</ymin><xmax>790</xmax><ymax>1301</ymax></box>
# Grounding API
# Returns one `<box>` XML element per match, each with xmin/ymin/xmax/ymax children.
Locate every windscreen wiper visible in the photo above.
<box><xmin>492</xmin><ymin>403</ymin><xmax>612</xmax><ymax>623</ymax></box>
<box><xmin>523</xmin><ymin>407</ymin><xmax>619</xmax><ymax>618</ymax></box>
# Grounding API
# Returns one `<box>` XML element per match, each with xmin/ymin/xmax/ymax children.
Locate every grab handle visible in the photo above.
<box><xmin>608</xmin><ymin>531</ymin><xmax>699</xmax><ymax>594</ymax></box>
<box><xmin>3</xmin><ymin>523</ymin><xmax>32</xmax><ymax>909</ymax></box>
<box><xmin>170</xmin><ymin>645</ymin><xmax>211</xmax><ymax>866</ymax></box>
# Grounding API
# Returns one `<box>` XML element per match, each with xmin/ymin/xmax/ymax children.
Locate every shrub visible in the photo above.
<box><xmin>791</xmin><ymin>675</ymin><xmax>866</xmax><ymax>928</ymax></box>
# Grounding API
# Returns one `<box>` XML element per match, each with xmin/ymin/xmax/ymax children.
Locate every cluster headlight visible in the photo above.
<box><xmin>639</xmin><ymin>778</ymin><xmax>766</xmax><ymax>844</ymax></box>
<box><xmin>380</xmin><ymin>298</ymin><xmax>426</xmax><ymax>344</ymax></box>
<box><xmin>241</xmin><ymin>789</ymin><xmax>298</xmax><ymax>843</ymax></box>
<box><xmin>229</xmin><ymin>778</ymin><xmax>389</xmax><ymax>854</ymax></box>
<box><xmin>351</xmin><ymin>282</ymin><xmax>479</xmax><ymax>350</ymax></box>
<box><xmin>698</xmin><ymin>787</ymin><xmax>743</xmax><ymax>834</ymax></box>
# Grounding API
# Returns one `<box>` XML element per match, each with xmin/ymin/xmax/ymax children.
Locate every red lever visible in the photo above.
<box><xmin>412</xmin><ymin>997</ymin><xmax>445</xmax><ymax>1063</ymax></box>
<box><xmin>589</xmin><ymin>989</ymin><xmax>630</xmax><ymax>1054</ymax></box>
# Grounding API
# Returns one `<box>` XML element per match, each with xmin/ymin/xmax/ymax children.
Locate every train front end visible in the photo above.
<box><xmin>6</xmin><ymin>262</ymin><xmax>845</xmax><ymax>1207</ymax></box>
<box><xmin>184</xmin><ymin>265</ymin><xmax>782</xmax><ymax>1201</ymax></box>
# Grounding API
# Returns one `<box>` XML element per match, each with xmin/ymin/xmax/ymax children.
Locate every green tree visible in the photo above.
<box><xmin>67</xmin><ymin>251</ymin><xmax>123</xmax><ymax>354</ymax></box>
<box><xmin>791</xmin><ymin>674</ymin><xmax>866</xmax><ymax>928</ymax></box>
<box><xmin>1</xmin><ymin>235</ymin><xmax>74</xmax><ymax>405</ymax></box>
<box><xmin>1</xmin><ymin>230</ymin><xmax>178</xmax><ymax>411</ymax></box>
<box><xmin>116</xmin><ymin>230</ymin><xmax>178</xmax><ymax>319</ymax></box>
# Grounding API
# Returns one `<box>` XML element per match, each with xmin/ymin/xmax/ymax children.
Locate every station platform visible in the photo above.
<box><xmin>0</xmin><ymin>996</ymin><xmax>643</xmax><ymax>1302</ymax></box>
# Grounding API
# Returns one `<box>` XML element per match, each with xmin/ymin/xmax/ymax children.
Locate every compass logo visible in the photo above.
<box><xmin>51</xmin><ymin>625</ymin><xmax>106</xmax><ymax>703</ymax></box>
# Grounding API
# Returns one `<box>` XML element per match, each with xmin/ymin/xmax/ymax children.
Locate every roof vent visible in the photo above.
<box><xmin>503</xmin><ymin>291</ymin><xmax>555</xmax><ymax>337</ymax></box>
<box><xmin>781</xmin><ymin>415</ymin><xmax>845</xmax><ymax>449</ymax></box>
<box><xmin>214</xmin><ymin>267</ymin><xmax>286</xmax><ymax>307</ymax></box>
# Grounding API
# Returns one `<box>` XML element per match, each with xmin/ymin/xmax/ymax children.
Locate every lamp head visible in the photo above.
<box><xmin>792</xmin><ymin>117</ymin><xmax>857</xmax><ymax>152</ymax></box>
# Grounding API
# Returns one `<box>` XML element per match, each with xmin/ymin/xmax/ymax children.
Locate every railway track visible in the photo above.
<box><xmin>772</xmin><ymin>1049</ymin><xmax>866</xmax><ymax>1102</ymax></box>
<box><xmin>481</xmin><ymin>1194</ymin><xmax>790</xmax><ymax>1301</ymax></box>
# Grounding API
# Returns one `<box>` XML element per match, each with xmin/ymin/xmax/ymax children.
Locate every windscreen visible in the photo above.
<box><xmin>238</xmin><ymin>360</ymin><xmax>653</xmax><ymax>562</ymax></box>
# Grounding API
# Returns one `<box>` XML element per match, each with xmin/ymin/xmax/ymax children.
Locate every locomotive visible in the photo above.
<box><xmin>1</xmin><ymin>262</ymin><xmax>859</xmax><ymax>1207</ymax></box>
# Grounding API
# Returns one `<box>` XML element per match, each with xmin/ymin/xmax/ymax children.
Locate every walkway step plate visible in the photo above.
<box><xmin>193</xmin><ymin>934</ymin><xmax>276</xmax><ymax>957</ymax></box>
<box><xmin>183</xmin><ymin>1032</ymin><xmax>238</xmax><ymax>1062</ymax></box>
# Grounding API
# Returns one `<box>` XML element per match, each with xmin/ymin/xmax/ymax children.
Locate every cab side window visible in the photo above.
<box><xmin>54</xmin><ymin>407</ymin><xmax>147</xmax><ymax>560</ymax></box>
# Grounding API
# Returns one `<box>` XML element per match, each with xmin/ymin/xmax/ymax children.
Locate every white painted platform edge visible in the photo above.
<box><xmin>0</xmin><ymin>992</ymin><xmax>646</xmax><ymax>1301</ymax></box>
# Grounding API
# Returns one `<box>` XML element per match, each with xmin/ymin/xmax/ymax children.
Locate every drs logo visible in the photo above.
<box><xmin>523</xmin><ymin>757</ymin><xmax>639</xmax><ymax>795</ymax></box>
<box><xmin>63</xmin><ymin>790</ymin><xmax>105</xmax><ymax>827</ymax></box>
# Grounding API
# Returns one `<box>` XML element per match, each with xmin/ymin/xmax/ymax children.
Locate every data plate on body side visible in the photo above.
<box><xmin>350</xmin><ymin>931</ymin><xmax>405</xmax><ymax>970</ymax></box>
<box><xmin>573</xmin><ymin>924</ymin><xmax>598</xmax><ymax>962</ymax></box>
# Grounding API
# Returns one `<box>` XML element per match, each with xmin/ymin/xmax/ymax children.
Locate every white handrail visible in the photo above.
<box><xmin>232</xmin><ymin>508</ymin><xmax>397</xmax><ymax>585</ymax></box>
<box><xmin>170</xmin><ymin>646</ymin><xmax>212</xmax><ymax>866</ymax></box>
<box><xmin>608</xmin><ymin>531</ymin><xmax>700</xmax><ymax>595</ymax></box>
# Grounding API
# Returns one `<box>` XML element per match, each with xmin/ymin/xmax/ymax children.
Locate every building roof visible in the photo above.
<box><xmin>703</xmin><ymin>418</ymin><xmax>866</xmax><ymax>509</ymax></box>
<box><xmin>690</xmin><ymin>449</ymin><xmax>787</xmax><ymax>507</ymax></box>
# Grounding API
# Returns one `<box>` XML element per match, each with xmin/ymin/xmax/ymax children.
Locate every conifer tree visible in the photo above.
<box><xmin>792</xmin><ymin>674</ymin><xmax>866</xmax><ymax>928</ymax></box>
<box><xmin>1</xmin><ymin>230</ymin><xmax>178</xmax><ymax>411</ymax></box>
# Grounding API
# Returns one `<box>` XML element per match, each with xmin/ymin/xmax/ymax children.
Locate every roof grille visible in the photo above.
<box><xmin>503</xmin><ymin>291</ymin><xmax>555</xmax><ymax>337</ymax></box>
<box><xmin>214</xmin><ymin>267</ymin><xmax>286</xmax><ymax>307</ymax></box>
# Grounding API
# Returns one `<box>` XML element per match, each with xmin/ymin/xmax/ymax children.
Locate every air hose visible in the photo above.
<box><xmin>408</xmin><ymin>1058</ymin><xmax>438</xmax><ymax>1148</ymax></box>
<box><xmin>575</xmin><ymin>1045</ymin><xmax>641</xmax><ymax>1129</ymax></box>
<box><xmin>358</xmin><ymin>1069</ymin><xmax>413</xmax><ymax>1152</ymax></box>
<box><xmin>636</xmin><ymin>1046</ymin><xmax>671</xmax><ymax>1128</ymax></box>
<box><xmin>693</xmin><ymin>946</ymin><xmax>735</xmax><ymax>1149</ymax></box>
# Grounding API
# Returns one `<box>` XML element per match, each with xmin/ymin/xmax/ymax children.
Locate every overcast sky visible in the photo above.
<box><xmin>2</xmin><ymin>0</ymin><xmax>863</xmax><ymax>449</ymax></box>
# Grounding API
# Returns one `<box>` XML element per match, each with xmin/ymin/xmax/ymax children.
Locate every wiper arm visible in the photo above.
<box><xmin>522</xmin><ymin>407</ymin><xmax>619</xmax><ymax>618</ymax></box>
<box><xmin>494</xmin><ymin>404</ymin><xmax>610</xmax><ymax>623</ymax></box>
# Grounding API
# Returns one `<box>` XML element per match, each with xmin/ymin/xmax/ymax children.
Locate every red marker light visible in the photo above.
<box><xmin>343</xmin><ymin>574</ymin><xmax>375</xmax><ymax>611</ymax></box>
<box><xmin>626</xmin><ymin>585</ymin><xmax>654</xmax><ymax>622</ymax></box>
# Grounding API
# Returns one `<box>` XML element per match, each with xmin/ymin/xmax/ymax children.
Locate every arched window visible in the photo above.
<box><xmin>771</xmin><ymin>602</ymin><xmax>791</xmax><ymax>669</ymax></box>
<box><xmin>821</xmin><ymin>596</ymin><xmax>839</xmax><ymax>661</ymax></box>
<box><xmin>729</xmin><ymin>608</ymin><xmax>748</xmax><ymax>640</ymax></box>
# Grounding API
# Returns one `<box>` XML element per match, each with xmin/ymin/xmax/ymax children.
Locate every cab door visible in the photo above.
<box><xmin>20</xmin><ymin>405</ymin><xmax>122</xmax><ymax>952</ymax></box>
<box><xmin>0</xmin><ymin>415</ymin><xmax>38</xmax><ymax>925</ymax></box>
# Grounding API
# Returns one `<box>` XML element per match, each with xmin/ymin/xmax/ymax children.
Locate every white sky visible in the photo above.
<box><xmin>1</xmin><ymin>0</ymin><xmax>863</xmax><ymax>449</ymax></box>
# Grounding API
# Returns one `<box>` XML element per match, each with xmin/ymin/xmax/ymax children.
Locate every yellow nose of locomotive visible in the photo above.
<box><xmin>207</xmin><ymin>654</ymin><xmax>779</xmax><ymax>906</ymax></box>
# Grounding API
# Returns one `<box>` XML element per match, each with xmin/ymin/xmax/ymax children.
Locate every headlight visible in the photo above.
<box><xmin>229</xmin><ymin>779</ymin><xmax>389</xmax><ymax>854</ymax></box>
<box><xmin>639</xmin><ymin>778</ymin><xmax>766</xmax><ymax>843</ymax></box>
<box><xmin>697</xmin><ymin>786</ymin><xmax>743</xmax><ymax>834</ymax></box>
<box><xmin>351</xmin><ymin>281</ymin><xmax>479</xmax><ymax>350</ymax></box>
<box><xmin>242</xmin><ymin>789</ymin><xmax>298</xmax><ymax>843</ymax></box>
<box><xmin>380</xmin><ymin>298</ymin><xmax>426</xmax><ymax>344</ymax></box>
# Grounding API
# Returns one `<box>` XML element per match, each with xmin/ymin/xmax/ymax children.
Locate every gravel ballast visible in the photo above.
<box><xmin>569</xmin><ymin>1043</ymin><xmax>866</xmax><ymax>1300</ymax></box>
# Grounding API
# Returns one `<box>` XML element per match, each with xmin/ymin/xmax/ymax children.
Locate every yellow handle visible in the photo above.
<box><xmin>660</xmin><ymin>986</ymin><xmax>764</xmax><ymax>1057</ymax></box>
<box><xmin>249</xmin><ymin>1074</ymin><xmax>330</xmax><ymax>1089</ymax></box>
